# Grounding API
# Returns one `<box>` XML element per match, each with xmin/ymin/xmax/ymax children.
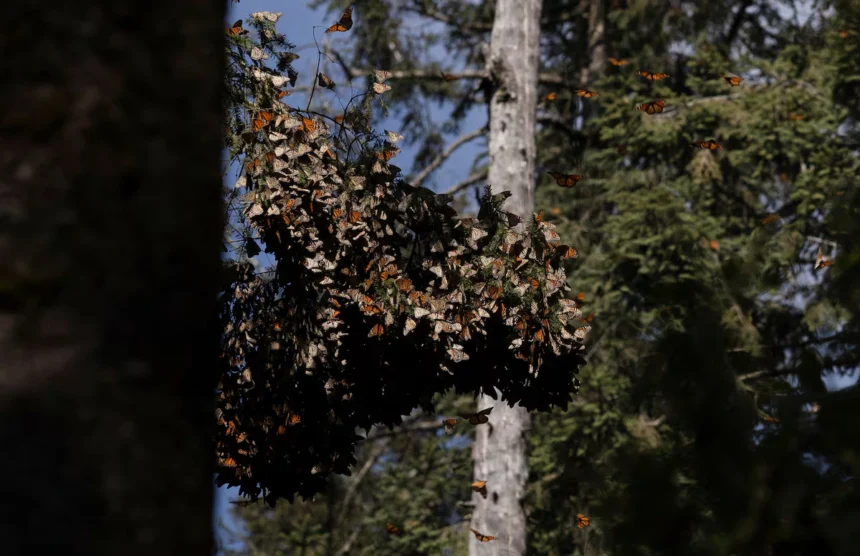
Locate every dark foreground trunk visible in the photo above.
<box><xmin>0</xmin><ymin>0</ymin><xmax>225</xmax><ymax>553</ymax></box>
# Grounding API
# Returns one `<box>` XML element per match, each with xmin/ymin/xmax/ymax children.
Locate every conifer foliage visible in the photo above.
<box><xmin>217</xmin><ymin>11</ymin><xmax>590</xmax><ymax>504</ymax></box>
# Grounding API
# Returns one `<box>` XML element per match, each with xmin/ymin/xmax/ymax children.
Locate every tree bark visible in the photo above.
<box><xmin>470</xmin><ymin>0</ymin><xmax>542</xmax><ymax>554</ymax></box>
<box><xmin>0</xmin><ymin>0</ymin><xmax>225</xmax><ymax>553</ymax></box>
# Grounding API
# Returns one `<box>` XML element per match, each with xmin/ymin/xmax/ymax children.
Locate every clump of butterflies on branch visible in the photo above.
<box><xmin>217</xmin><ymin>9</ymin><xmax>592</xmax><ymax>507</ymax></box>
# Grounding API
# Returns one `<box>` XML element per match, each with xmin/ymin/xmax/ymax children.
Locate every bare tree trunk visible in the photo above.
<box><xmin>578</xmin><ymin>0</ymin><xmax>607</xmax><ymax>85</ymax></box>
<box><xmin>470</xmin><ymin>0</ymin><xmax>542</xmax><ymax>554</ymax></box>
<box><xmin>0</xmin><ymin>0</ymin><xmax>225</xmax><ymax>553</ymax></box>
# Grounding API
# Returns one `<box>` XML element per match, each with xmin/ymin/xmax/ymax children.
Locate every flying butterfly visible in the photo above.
<box><xmin>470</xmin><ymin>529</ymin><xmax>495</xmax><ymax>542</ymax></box>
<box><xmin>761</xmin><ymin>213</ymin><xmax>780</xmax><ymax>225</ymax></box>
<box><xmin>548</xmin><ymin>171</ymin><xmax>584</xmax><ymax>188</ymax></box>
<box><xmin>543</xmin><ymin>92</ymin><xmax>557</xmax><ymax>101</ymax></box>
<box><xmin>325</xmin><ymin>7</ymin><xmax>353</xmax><ymax>33</ymax></box>
<box><xmin>227</xmin><ymin>19</ymin><xmax>248</xmax><ymax>37</ymax></box>
<box><xmin>723</xmin><ymin>75</ymin><xmax>743</xmax><ymax>86</ymax></box>
<box><xmin>695</xmin><ymin>140</ymin><xmax>723</xmax><ymax>150</ymax></box>
<box><xmin>574</xmin><ymin>89</ymin><xmax>598</xmax><ymax>98</ymax></box>
<box><xmin>440</xmin><ymin>72</ymin><xmax>458</xmax><ymax>82</ymax></box>
<box><xmin>317</xmin><ymin>73</ymin><xmax>336</xmax><ymax>90</ymax></box>
<box><xmin>576</xmin><ymin>514</ymin><xmax>590</xmax><ymax>528</ymax></box>
<box><xmin>385</xmin><ymin>522</ymin><xmax>402</xmax><ymax>535</ymax></box>
<box><xmin>638</xmin><ymin>70</ymin><xmax>669</xmax><ymax>81</ymax></box>
<box><xmin>814</xmin><ymin>246</ymin><xmax>834</xmax><ymax>270</ymax></box>
<box><xmin>608</xmin><ymin>57</ymin><xmax>629</xmax><ymax>66</ymax></box>
<box><xmin>472</xmin><ymin>480</ymin><xmax>488</xmax><ymax>499</ymax></box>
<box><xmin>788</xmin><ymin>113</ymin><xmax>805</xmax><ymax>121</ymax></box>
<box><xmin>636</xmin><ymin>99</ymin><xmax>665</xmax><ymax>114</ymax></box>
<box><xmin>442</xmin><ymin>418</ymin><xmax>459</xmax><ymax>435</ymax></box>
<box><xmin>459</xmin><ymin>407</ymin><xmax>493</xmax><ymax>425</ymax></box>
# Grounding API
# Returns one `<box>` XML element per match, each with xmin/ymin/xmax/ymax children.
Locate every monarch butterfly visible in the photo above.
<box><xmin>276</xmin><ymin>90</ymin><xmax>290</xmax><ymax>99</ymax></box>
<box><xmin>325</xmin><ymin>7</ymin><xmax>353</xmax><ymax>33</ymax></box>
<box><xmin>373</xmin><ymin>82</ymin><xmax>392</xmax><ymax>94</ymax></box>
<box><xmin>543</xmin><ymin>92</ymin><xmax>557</xmax><ymax>101</ymax></box>
<box><xmin>485</xmin><ymin>285</ymin><xmax>502</xmax><ymax>299</ymax></box>
<box><xmin>709</xmin><ymin>239</ymin><xmax>720</xmax><ymax>251</ymax></box>
<box><xmin>608</xmin><ymin>57</ymin><xmax>629</xmax><ymax>66</ymax></box>
<box><xmin>440</xmin><ymin>72</ymin><xmax>458</xmax><ymax>81</ymax></box>
<box><xmin>723</xmin><ymin>75</ymin><xmax>743</xmax><ymax>86</ymax></box>
<box><xmin>638</xmin><ymin>70</ymin><xmax>669</xmax><ymax>81</ymax></box>
<box><xmin>839</xmin><ymin>29</ymin><xmax>849</xmax><ymax>39</ymax></box>
<box><xmin>265</xmin><ymin>152</ymin><xmax>275</xmax><ymax>165</ymax></box>
<box><xmin>576</xmin><ymin>514</ymin><xmax>590</xmax><ymax>528</ymax></box>
<box><xmin>227</xmin><ymin>20</ymin><xmax>247</xmax><ymax>37</ymax></box>
<box><xmin>348</xmin><ymin>210</ymin><xmax>362</xmax><ymax>223</ymax></box>
<box><xmin>385</xmin><ymin>130</ymin><xmax>404</xmax><ymax>143</ymax></box>
<box><xmin>252</xmin><ymin>117</ymin><xmax>266</xmax><ymax>132</ymax></box>
<box><xmin>442</xmin><ymin>418</ymin><xmax>459</xmax><ymax>435</ymax></box>
<box><xmin>583</xmin><ymin>313</ymin><xmax>595</xmax><ymax>323</ymax></box>
<box><xmin>221</xmin><ymin>457</ymin><xmax>237</xmax><ymax>468</ymax></box>
<box><xmin>548</xmin><ymin>171</ymin><xmax>584</xmax><ymax>188</ymax></box>
<box><xmin>369</xmin><ymin>323</ymin><xmax>385</xmax><ymax>337</ymax></box>
<box><xmin>789</xmin><ymin>113</ymin><xmax>805</xmax><ymax>121</ymax></box>
<box><xmin>459</xmin><ymin>407</ymin><xmax>493</xmax><ymax>425</ymax></box>
<box><xmin>574</xmin><ymin>89</ymin><xmax>598</xmax><ymax>98</ymax></box>
<box><xmin>557</xmin><ymin>245</ymin><xmax>578</xmax><ymax>259</ymax></box>
<box><xmin>395</xmin><ymin>277</ymin><xmax>412</xmax><ymax>292</ymax></box>
<box><xmin>695</xmin><ymin>140</ymin><xmax>723</xmax><ymax>150</ymax></box>
<box><xmin>529</xmin><ymin>277</ymin><xmax>540</xmax><ymax>290</ymax></box>
<box><xmin>472</xmin><ymin>480</ymin><xmax>488</xmax><ymax>499</ymax></box>
<box><xmin>245</xmin><ymin>158</ymin><xmax>261</xmax><ymax>172</ymax></box>
<box><xmin>534</xmin><ymin>329</ymin><xmax>545</xmax><ymax>343</ymax></box>
<box><xmin>761</xmin><ymin>213</ymin><xmax>780</xmax><ymax>225</ymax></box>
<box><xmin>374</xmin><ymin>69</ymin><xmax>393</xmax><ymax>82</ymax></box>
<box><xmin>814</xmin><ymin>247</ymin><xmax>834</xmax><ymax>270</ymax></box>
<box><xmin>575</xmin><ymin>292</ymin><xmax>586</xmax><ymax>302</ymax></box>
<box><xmin>636</xmin><ymin>99</ymin><xmax>665</xmax><ymax>114</ymax></box>
<box><xmin>470</xmin><ymin>529</ymin><xmax>495</xmax><ymax>542</ymax></box>
<box><xmin>317</xmin><ymin>73</ymin><xmax>336</xmax><ymax>90</ymax></box>
<box><xmin>302</xmin><ymin>117</ymin><xmax>316</xmax><ymax>132</ymax></box>
<box><xmin>288</xmin><ymin>413</ymin><xmax>301</xmax><ymax>425</ymax></box>
<box><xmin>376</xmin><ymin>146</ymin><xmax>400</xmax><ymax>161</ymax></box>
<box><xmin>385</xmin><ymin>522</ymin><xmax>402</xmax><ymax>535</ymax></box>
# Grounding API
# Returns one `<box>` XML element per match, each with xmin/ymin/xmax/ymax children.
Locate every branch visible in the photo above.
<box><xmin>337</xmin><ymin>529</ymin><xmax>360</xmax><ymax>554</ymax></box>
<box><xmin>365</xmin><ymin>418</ymin><xmax>444</xmax><ymax>440</ymax></box>
<box><xmin>346</xmin><ymin>67</ymin><xmax>565</xmax><ymax>86</ymax></box>
<box><xmin>335</xmin><ymin>441</ymin><xmax>387</xmax><ymax>527</ymax></box>
<box><xmin>443</xmin><ymin>171</ymin><xmax>487</xmax><ymax>195</ymax></box>
<box><xmin>410</xmin><ymin>126</ymin><xmax>488</xmax><ymax>188</ymax></box>
<box><xmin>404</xmin><ymin>3</ymin><xmax>493</xmax><ymax>33</ymax></box>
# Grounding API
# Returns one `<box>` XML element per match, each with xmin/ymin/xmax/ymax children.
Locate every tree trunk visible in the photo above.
<box><xmin>470</xmin><ymin>0</ymin><xmax>542</xmax><ymax>554</ymax></box>
<box><xmin>0</xmin><ymin>0</ymin><xmax>225</xmax><ymax>553</ymax></box>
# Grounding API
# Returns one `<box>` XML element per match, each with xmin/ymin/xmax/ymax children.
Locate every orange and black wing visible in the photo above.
<box><xmin>325</xmin><ymin>7</ymin><xmax>353</xmax><ymax>33</ymax></box>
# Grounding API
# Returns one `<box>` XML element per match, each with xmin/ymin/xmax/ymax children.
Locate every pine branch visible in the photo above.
<box><xmin>410</xmin><ymin>126</ymin><xmax>488</xmax><ymax>188</ymax></box>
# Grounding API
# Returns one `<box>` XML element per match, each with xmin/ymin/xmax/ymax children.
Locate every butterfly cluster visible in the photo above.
<box><xmin>218</xmin><ymin>11</ymin><xmax>591</xmax><ymax>505</ymax></box>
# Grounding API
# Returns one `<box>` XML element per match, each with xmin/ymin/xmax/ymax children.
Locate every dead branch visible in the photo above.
<box><xmin>410</xmin><ymin>126</ymin><xmax>488</xmax><ymax>188</ymax></box>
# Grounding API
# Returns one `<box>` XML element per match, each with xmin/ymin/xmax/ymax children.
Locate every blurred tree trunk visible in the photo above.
<box><xmin>469</xmin><ymin>0</ymin><xmax>542</xmax><ymax>554</ymax></box>
<box><xmin>0</xmin><ymin>0</ymin><xmax>225</xmax><ymax>553</ymax></box>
